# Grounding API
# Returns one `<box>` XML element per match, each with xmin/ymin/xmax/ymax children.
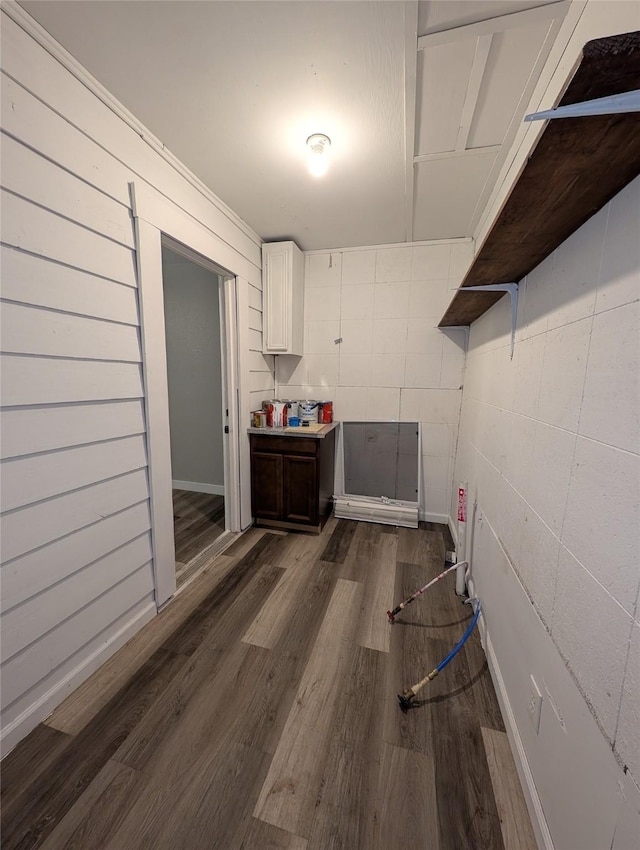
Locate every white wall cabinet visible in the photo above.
<box><xmin>262</xmin><ymin>241</ymin><xmax>304</xmax><ymax>355</ymax></box>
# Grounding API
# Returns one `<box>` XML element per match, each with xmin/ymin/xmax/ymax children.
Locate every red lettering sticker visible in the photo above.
<box><xmin>457</xmin><ymin>487</ymin><xmax>467</xmax><ymax>523</ymax></box>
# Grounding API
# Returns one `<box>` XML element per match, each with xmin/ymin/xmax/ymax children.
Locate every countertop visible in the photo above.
<box><xmin>247</xmin><ymin>421</ymin><xmax>339</xmax><ymax>439</ymax></box>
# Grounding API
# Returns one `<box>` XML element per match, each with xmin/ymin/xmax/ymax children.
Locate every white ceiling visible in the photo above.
<box><xmin>19</xmin><ymin>0</ymin><xmax>569</xmax><ymax>250</ymax></box>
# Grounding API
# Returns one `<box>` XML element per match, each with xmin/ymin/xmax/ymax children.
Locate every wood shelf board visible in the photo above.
<box><xmin>439</xmin><ymin>31</ymin><xmax>640</xmax><ymax>328</ymax></box>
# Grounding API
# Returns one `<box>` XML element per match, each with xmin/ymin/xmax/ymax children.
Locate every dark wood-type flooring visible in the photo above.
<box><xmin>1</xmin><ymin>519</ymin><xmax>537</xmax><ymax>850</ymax></box>
<box><xmin>173</xmin><ymin>489</ymin><xmax>225</xmax><ymax>585</ymax></box>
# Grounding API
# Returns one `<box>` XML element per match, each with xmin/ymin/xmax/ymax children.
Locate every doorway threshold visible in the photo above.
<box><xmin>167</xmin><ymin>530</ymin><xmax>241</xmax><ymax>605</ymax></box>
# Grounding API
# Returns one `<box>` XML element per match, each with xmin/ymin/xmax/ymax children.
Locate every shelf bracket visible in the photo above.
<box><xmin>525</xmin><ymin>89</ymin><xmax>640</xmax><ymax>122</ymax></box>
<box><xmin>459</xmin><ymin>283</ymin><xmax>519</xmax><ymax>358</ymax></box>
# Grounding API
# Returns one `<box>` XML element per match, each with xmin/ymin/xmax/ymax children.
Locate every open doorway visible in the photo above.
<box><xmin>161</xmin><ymin>243</ymin><xmax>228</xmax><ymax>587</ymax></box>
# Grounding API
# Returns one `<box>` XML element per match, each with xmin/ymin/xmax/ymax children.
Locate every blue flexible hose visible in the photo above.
<box><xmin>436</xmin><ymin>601</ymin><xmax>481</xmax><ymax>673</ymax></box>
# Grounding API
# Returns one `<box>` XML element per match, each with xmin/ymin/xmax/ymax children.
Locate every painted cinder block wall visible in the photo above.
<box><xmin>276</xmin><ymin>240</ymin><xmax>473</xmax><ymax>521</ymax></box>
<box><xmin>453</xmin><ymin>177</ymin><xmax>640</xmax><ymax>849</ymax></box>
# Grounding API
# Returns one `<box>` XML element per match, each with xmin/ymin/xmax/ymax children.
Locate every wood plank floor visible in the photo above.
<box><xmin>1</xmin><ymin>520</ymin><xmax>536</xmax><ymax>850</ymax></box>
<box><xmin>173</xmin><ymin>489</ymin><xmax>226</xmax><ymax>585</ymax></box>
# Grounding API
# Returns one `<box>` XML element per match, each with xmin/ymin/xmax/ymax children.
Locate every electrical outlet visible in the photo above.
<box><xmin>528</xmin><ymin>675</ymin><xmax>543</xmax><ymax>734</ymax></box>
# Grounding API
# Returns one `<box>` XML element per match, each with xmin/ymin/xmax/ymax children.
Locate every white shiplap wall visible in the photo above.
<box><xmin>0</xmin><ymin>8</ymin><xmax>270</xmax><ymax>754</ymax></box>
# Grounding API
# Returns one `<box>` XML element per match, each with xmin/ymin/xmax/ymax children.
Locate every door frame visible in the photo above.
<box><xmin>160</xmin><ymin>234</ymin><xmax>240</xmax><ymax>535</ymax></box>
<box><xmin>131</xmin><ymin>182</ymin><xmax>245</xmax><ymax>608</ymax></box>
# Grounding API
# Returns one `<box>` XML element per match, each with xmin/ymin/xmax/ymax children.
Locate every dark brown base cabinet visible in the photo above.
<box><xmin>250</xmin><ymin>430</ymin><xmax>336</xmax><ymax>532</ymax></box>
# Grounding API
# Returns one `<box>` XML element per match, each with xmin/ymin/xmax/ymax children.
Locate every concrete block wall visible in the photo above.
<box><xmin>453</xmin><ymin>177</ymin><xmax>640</xmax><ymax>847</ymax></box>
<box><xmin>276</xmin><ymin>239</ymin><xmax>473</xmax><ymax>521</ymax></box>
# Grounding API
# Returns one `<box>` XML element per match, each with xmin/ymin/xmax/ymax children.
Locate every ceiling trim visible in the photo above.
<box><xmin>439</xmin><ymin>31</ymin><xmax>640</xmax><ymax>328</ymax></box>
<box><xmin>403</xmin><ymin>1</ymin><xmax>419</xmax><ymax>243</ymax></box>
<box><xmin>414</xmin><ymin>145</ymin><xmax>500</xmax><ymax>164</ymax></box>
<box><xmin>466</xmin><ymin>7</ymin><xmax>570</xmax><ymax>236</ymax></box>
<box><xmin>455</xmin><ymin>34</ymin><xmax>493</xmax><ymax>151</ymax></box>
<box><xmin>303</xmin><ymin>236</ymin><xmax>473</xmax><ymax>256</ymax></box>
<box><xmin>7</xmin><ymin>1</ymin><xmax>263</xmax><ymax>248</ymax></box>
<box><xmin>418</xmin><ymin>1</ymin><xmax>569</xmax><ymax>47</ymax></box>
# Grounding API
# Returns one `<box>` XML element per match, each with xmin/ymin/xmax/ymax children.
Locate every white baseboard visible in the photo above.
<box><xmin>172</xmin><ymin>480</ymin><xmax>225</xmax><ymax>496</ymax></box>
<box><xmin>419</xmin><ymin>510</ymin><xmax>449</xmax><ymax>524</ymax></box>
<box><xmin>0</xmin><ymin>601</ymin><xmax>156</xmax><ymax>757</ymax></box>
<box><xmin>467</xmin><ymin>576</ymin><xmax>553</xmax><ymax>850</ymax></box>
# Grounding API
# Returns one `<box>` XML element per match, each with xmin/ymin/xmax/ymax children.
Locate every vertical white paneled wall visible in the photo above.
<box><xmin>454</xmin><ymin>177</ymin><xmax>640</xmax><ymax>849</ymax></box>
<box><xmin>0</xmin><ymin>9</ymin><xmax>266</xmax><ymax>754</ymax></box>
<box><xmin>276</xmin><ymin>239</ymin><xmax>473</xmax><ymax>520</ymax></box>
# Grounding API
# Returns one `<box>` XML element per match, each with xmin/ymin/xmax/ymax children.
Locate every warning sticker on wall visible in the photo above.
<box><xmin>458</xmin><ymin>487</ymin><xmax>467</xmax><ymax>523</ymax></box>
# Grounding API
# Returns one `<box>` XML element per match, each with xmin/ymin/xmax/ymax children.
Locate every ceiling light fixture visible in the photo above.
<box><xmin>306</xmin><ymin>133</ymin><xmax>331</xmax><ymax>177</ymax></box>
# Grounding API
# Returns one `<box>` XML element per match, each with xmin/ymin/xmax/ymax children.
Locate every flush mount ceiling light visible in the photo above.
<box><xmin>306</xmin><ymin>133</ymin><xmax>331</xmax><ymax>177</ymax></box>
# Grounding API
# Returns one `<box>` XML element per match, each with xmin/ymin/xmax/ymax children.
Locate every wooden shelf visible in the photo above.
<box><xmin>439</xmin><ymin>31</ymin><xmax>640</xmax><ymax>328</ymax></box>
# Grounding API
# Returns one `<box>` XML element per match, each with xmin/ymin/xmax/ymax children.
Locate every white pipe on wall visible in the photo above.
<box><xmin>456</xmin><ymin>482</ymin><xmax>468</xmax><ymax>595</ymax></box>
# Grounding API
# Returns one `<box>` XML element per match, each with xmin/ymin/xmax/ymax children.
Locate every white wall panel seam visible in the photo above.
<box><xmin>0</xmin><ymin>498</ymin><xmax>150</xmax><ymax>566</ymax></box>
<box><xmin>0</xmin><ymin>297</ymin><xmax>140</xmax><ymax>329</ymax></box>
<box><xmin>0</xmin><ymin>243</ymin><xmax>140</xmax><ymax>290</ymax></box>
<box><xmin>0</xmin><ymin>186</ymin><xmax>136</xmax><ymax>252</ymax></box>
<box><xmin>0</xmin><ymin>127</ymin><xmax>134</xmax><ymax>211</ymax></box>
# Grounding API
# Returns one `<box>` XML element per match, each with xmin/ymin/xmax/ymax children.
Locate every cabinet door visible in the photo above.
<box><xmin>263</xmin><ymin>244</ymin><xmax>290</xmax><ymax>352</ymax></box>
<box><xmin>251</xmin><ymin>452</ymin><xmax>283</xmax><ymax>520</ymax></box>
<box><xmin>262</xmin><ymin>241</ymin><xmax>304</xmax><ymax>355</ymax></box>
<box><xmin>283</xmin><ymin>454</ymin><xmax>317</xmax><ymax>524</ymax></box>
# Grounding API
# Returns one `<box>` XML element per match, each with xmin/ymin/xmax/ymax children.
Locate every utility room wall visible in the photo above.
<box><xmin>454</xmin><ymin>177</ymin><xmax>640</xmax><ymax>849</ymax></box>
<box><xmin>276</xmin><ymin>240</ymin><xmax>472</xmax><ymax>521</ymax></box>
<box><xmin>162</xmin><ymin>250</ymin><xmax>224</xmax><ymax>493</ymax></box>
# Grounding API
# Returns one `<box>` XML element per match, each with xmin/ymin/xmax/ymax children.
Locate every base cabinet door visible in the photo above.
<box><xmin>250</xmin><ymin>430</ymin><xmax>336</xmax><ymax>531</ymax></box>
<box><xmin>283</xmin><ymin>455</ymin><xmax>317</xmax><ymax>524</ymax></box>
<box><xmin>250</xmin><ymin>451</ymin><xmax>282</xmax><ymax>520</ymax></box>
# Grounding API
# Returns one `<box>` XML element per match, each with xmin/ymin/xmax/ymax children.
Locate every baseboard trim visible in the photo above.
<box><xmin>0</xmin><ymin>601</ymin><xmax>156</xmax><ymax>758</ymax></box>
<box><xmin>467</xmin><ymin>576</ymin><xmax>553</xmax><ymax>850</ymax></box>
<box><xmin>419</xmin><ymin>511</ymin><xmax>449</xmax><ymax>525</ymax></box>
<box><xmin>172</xmin><ymin>480</ymin><xmax>225</xmax><ymax>496</ymax></box>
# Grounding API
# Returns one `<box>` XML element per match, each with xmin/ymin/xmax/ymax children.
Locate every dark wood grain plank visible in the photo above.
<box><xmin>306</xmin><ymin>646</ymin><xmax>386</xmax><ymax>850</ymax></box>
<box><xmin>482</xmin><ymin>727</ymin><xmax>538</xmax><ymax>850</ymax></box>
<box><xmin>114</xmin><ymin>564</ymin><xmax>284</xmax><ymax>772</ymax></box>
<box><xmin>222</xmin><ymin>525</ymin><xmax>267</xmax><ymax>556</ymax></box>
<box><xmin>162</xmin><ymin>532</ymin><xmax>283</xmax><ymax>656</ymax></box>
<box><xmin>1</xmin><ymin>724</ymin><xmax>72</xmax><ymax>812</ymax></box>
<box><xmin>2</xmin><ymin>521</ymin><xmax>534</xmax><ymax>850</ymax></box>
<box><xmin>236</xmin><ymin>560</ymin><xmax>338</xmax><ymax>755</ymax></box>
<box><xmin>234</xmin><ymin>819</ymin><xmax>308</xmax><ymax>849</ymax></box>
<box><xmin>39</xmin><ymin>759</ymin><xmax>146</xmax><ymax>850</ymax></box>
<box><xmin>433</xmin><ymin>714</ymin><xmax>505</xmax><ymax>850</ymax></box>
<box><xmin>396</xmin><ymin>525</ymin><xmax>445</xmax><ymax>568</ymax></box>
<box><xmin>107</xmin><ymin>740</ymin><xmax>271</xmax><ymax>850</ymax></box>
<box><xmin>384</xmin><ymin>560</ymin><xmax>439</xmax><ymax>754</ymax></box>
<box><xmin>378</xmin><ymin>743</ymin><xmax>440</xmax><ymax>850</ymax></box>
<box><xmin>319</xmin><ymin>518</ymin><xmax>357</xmax><ymax>563</ymax></box>
<box><xmin>1</xmin><ymin>647</ymin><xmax>187</xmax><ymax>850</ymax></box>
<box><xmin>338</xmin><ymin>521</ymin><xmax>392</xmax><ymax>582</ymax></box>
<box><xmin>173</xmin><ymin>490</ymin><xmax>225</xmax><ymax>565</ymax></box>
<box><xmin>253</xmin><ymin>579</ymin><xmax>362</xmax><ymax>837</ymax></box>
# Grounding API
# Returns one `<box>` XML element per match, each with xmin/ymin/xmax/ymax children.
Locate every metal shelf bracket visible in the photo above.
<box><xmin>525</xmin><ymin>90</ymin><xmax>640</xmax><ymax>122</ymax></box>
<box><xmin>459</xmin><ymin>283</ymin><xmax>519</xmax><ymax>358</ymax></box>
